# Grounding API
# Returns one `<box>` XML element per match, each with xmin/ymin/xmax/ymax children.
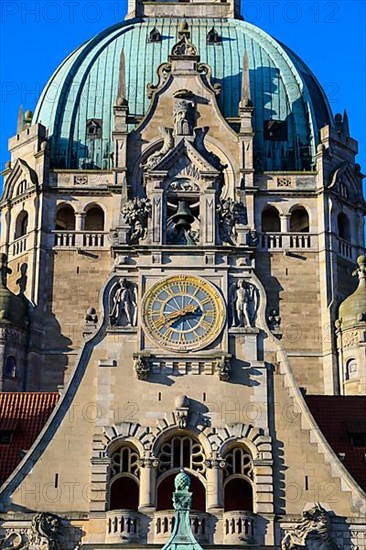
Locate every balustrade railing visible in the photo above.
<box><xmin>154</xmin><ymin>510</ymin><xmax>209</xmax><ymax>543</ymax></box>
<box><xmin>106</xmin><ymin>509</ymin><xmax>142</xmax><ymax>544</ymax></box>
<box><xmin>338</xmin><ymin>237</ymin><xmax>353</xmax><ymax>259</ymax></box>
<box><xmin>223</xmin><ymin>511</ymin><xmax>256</xmax><ymax>544</ymax></box>
<box><xmin>11</xmin><ymin>236</ymin><xmax>27</xmax><ymax>257</ymax></box>
<box><xmin>53</xmin><ymin>231</ymin><xmax>107</xmax><ymax>248</ymax></box>
<box><xmin>260</xmin><ymin>232</ymin><xmax>315</xmax><ymax>251</ymax></box>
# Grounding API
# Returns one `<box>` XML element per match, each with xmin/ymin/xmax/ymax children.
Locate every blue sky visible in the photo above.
<box><xmin>0</xmin><ymin>0</ymin><xmax>365</xmax><ymax>189</ymax></box>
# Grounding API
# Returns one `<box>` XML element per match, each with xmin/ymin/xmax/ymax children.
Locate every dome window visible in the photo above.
<box><xmin>207</xmin><ymin>27</ymin><xmax>221</xmax><ymax>45</ymax></box>
<box><xmin>264</xmin><ymin>120</ymin><xmax>288</xmax><ymax>141</ymax></box>
<box><xmin>148</xmin><ymin>27</ymin><xmax>161</xmax><ymax>43</ymax></box>
<box><xmin>345</xmin><ymin>358</ymin><xmax>357</xmax><ymax>381</ymax></box>
<box><xmin>5</xmin><ymin>356</ymin><xmax>17</xmax><ymax>379</ymax></box>
<box><xmin>86</xmin><ymin>119</ymin><xmax>102</xmax><ymax>140</ymax></box>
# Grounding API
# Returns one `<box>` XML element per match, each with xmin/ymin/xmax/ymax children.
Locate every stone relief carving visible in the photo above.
<box><xmin>171</xmin><ymin>34</ymin><xmax>198</xmax><ymax>57</ymax></box>
<box><xmin>343</xmin><ymin>330</ymin><xmax>359</xmax><ymax>348</ymax></box>
<box><xmin>73</xmin><ymin>175</ymin><xmax>88</xmax><ymax>185</ymax></box>
<box><xmin>281</xmin><ymin>503</ymin><xmax>338</xmax><ymax>549</ymax></box>
<box><xmin>121</xmin><ymin>197</ymin><xmax>152</xmax><ymax>244</ymax></box>
<box><xmin>110</xmin><ymin>278</ymin><xmax>137</xmax><ymax>327</ymax></box>
<box><xmin>168</xmin><ymin>179</ymin><xmax>199</xmax><ymax>192</ymax></box>
<box><xmin>217</xmin><ymin>198</ymin><xmax>247</xmax><ymax>245</ymax></box>
<box><xmin>277</xmin><ymin>177</ymin><xmax>292</xmax><ymax>188</ymax></box>
<box><xmin>143</xmin><ymin>127</ymin><xmax>174</xmax><ymax>170</ymax></box>
<box><xmin>0</xmin><ymin>513</ymin><xmax>65</xmax><ymax>550</ymax></box>
<box><xmin>229</xmin><ymin>280</ymin><xmax>259</xmax><ymax>328</ymax></box>
<box><xmin>174</xmin><ymin>98</ymin><xmax>195</xmax><ymax>137</ymax></box>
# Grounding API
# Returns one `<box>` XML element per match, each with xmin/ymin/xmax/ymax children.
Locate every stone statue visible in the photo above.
<box><xmin>175</xmin><ymin>395</ymin><xmax>190</xmax><ymax>428</ymax></box>
<box><xmin>281</xmin><ymin>503</ymin><xmax>338</xmax><ymax>549</ymax></box>
<box><xmin>121</xmin><ymin>197</ymin><xmax>151</xmax><ymax>245</ymax></box>
<box><xmin>174</xmin><ymin>99</ymin><xmax>195</xmax><ymax>136</ymax></box>
<box><xmin>134</xmin><ymin>356</ymin><xmax>150</xmax><ymax>380</ymax></box>
<box><xmin>230</xmin><ymin>280</ymin><xmax>258</xmax><ymax>328</ymax></box>
<box><xmin>216</xmin><ymin>356</ymin><xmax>231</xmax><ymax>381</ymax></box>
<box><xmin>217</xmin><ymin>198</ymin><xmax>247</xmax><ymax>245</ymax></box>
<box><xmin>110</xmin><ymin>279</ymin><xmax>137</xmax><ymax>327</ymax></box>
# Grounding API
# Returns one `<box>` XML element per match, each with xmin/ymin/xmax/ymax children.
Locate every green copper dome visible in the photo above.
<box><xmin>338</xmin><ymin>256</ymin><xmax>366</xmax><ymax>330</ymax></box>
<box><xmin>33</xmin><ymin>17</ymin><xmax>333</xmax><ymax>172</ymax></box>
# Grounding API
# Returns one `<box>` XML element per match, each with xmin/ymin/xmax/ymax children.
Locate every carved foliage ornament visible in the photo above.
<box><xmin>281</xmin><ymin>503</ymin><xmax>338</xmax><ymax>550</ymax></box>
<box><xmin>171</xmin><ymin>34</ymin><xmax>198</xmax><ymax>57</ymax></box>
<box><xmin>217</xmin><ymin>198</ymin><xmax>247</xmax><ymax>245</ymax></box>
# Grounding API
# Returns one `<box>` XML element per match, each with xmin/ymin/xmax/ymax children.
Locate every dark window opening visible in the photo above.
<box><xmin>264</xmin><ymin>120</ymin><xmax>288</xmax><ymax>141</ymax></box>
<box><xmin>350</xmin><ymin>433</ymin><xmax>366</xmax><ymax>447</ymax></box>
<box><xmin>261</xmin><ymin>206</ymin><xmax>280</xmax><ymax>232</ymax></box>
<box><xmin>224</xmin><ymin>478</ymin><xmax>253</xmax><ymax>512</ymax></box>
<box><xmin>207</xmin><ymin>27</ymin><xmax>221</xmax><ymax>45</ymax></box>
<box><xmin>55</xmin><ymin>206</ymin><xmax>76</xmax><ymax>230</ymax></box>
<box><xmin>14</xmin><ymin>211</ymin><xmax>29</xmax><ymax>239</ymax></box>
<box><xmin>84</xmin><ymin>206</ymin><xmax>105</xmax><ymax>231</ymax></box>
<box><xmin>109</xmin><ymin>476</ymin><xmax>139</xmax><ymax>510</ymax></box>
<box><xmin>86</xmin><ymin>119</ymin><xmax>102</xmax><ymax>140</ymax></box>
<box><xmin>5</xmin><ymin>356</ymin><xmax>17</xmax><ymax>378</ymax></box>
<box><xmin>290</xmin><ymin>207</ymin><xmax>310</xmax><ymax>233</ymax></box>
<box><xmin>338</xmin><ymin>213</ymin><xmax>351</xmax><ymax>241</ymax></box>
<box><xmin>148</xmin><ymin>27</ymin><xmax>162</xmax><ymax>42</ymax></box>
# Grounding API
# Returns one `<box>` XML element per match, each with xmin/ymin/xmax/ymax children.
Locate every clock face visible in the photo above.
<box><xmin>142</xmin><ymin>275</ymin><xmax>226</xmax><ymax>352</ymax></box>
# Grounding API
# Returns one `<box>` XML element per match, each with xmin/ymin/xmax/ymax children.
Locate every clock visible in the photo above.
<box><xmin>142</xmin><ymin>275</ymin><xmax>226</xmax><ymax>352</ymax></box>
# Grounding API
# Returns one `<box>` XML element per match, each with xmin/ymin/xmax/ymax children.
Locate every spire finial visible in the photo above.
<box><xmin>17</xmin><ymin>105</ymin><xmax>24</xmax><ymax>134</ymax></box>
<box><xmin>240</xmin><ymin>52</ymin><xmax>252</xmax><ymax>108</ymax></box>
<box><xmin>116</xmin><ymin>50</ymin><xmax>128</xmax><ymax>106</ymax></box>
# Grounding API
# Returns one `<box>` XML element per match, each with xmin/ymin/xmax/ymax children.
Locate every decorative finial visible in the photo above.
<box><xmin>342</xmin><ymin>109</ymin><xmax>350</xmax><ymax>136</ymax></box>
<box><xmin>240</xmin><ymin>52</ymin><xmax>252</xmax><ymax>108</ymax></box>
<box><xmin>354</xmin><ymin>255</ymin><xmax>366</xmax><ymax>280</ymax></box>
<box><xmin>179</xmin><ymin>19</ymin><xmax>190</xmax><ymax>38</ymax></box>
<box><xmin>17</xmin><ymin>105</ymin><xmax>24</xmax><ymax>134</ymax></box>
<box><xmin>116</xmin><ymin>49</ymin><xmax>128</xmax><ymax>106</ymax></box>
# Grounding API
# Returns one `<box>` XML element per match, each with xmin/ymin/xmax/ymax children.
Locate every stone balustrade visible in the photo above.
<box><xmin>223</xmin><ymin>511</ymin><xmax>256</xmax><ymax>545</ymax></box>
<box><xmin>11</xmin><ymin>235</ymin><xmax>27</xmax><ymax>257</ymax></box>
<box><xmin>106</xmin><ymin>509</ymin><xmax>142</xmax><ymax>544</ymax></box>
<box><xmin>53</xmin><ymin>230</ymin><xmax>107</xmax><ymax>248</ymax></box>
<box><xmin>154</xmin><ymin>510</ymin><xmax>209</xmax><ymax>544</ymax></box>
<box><xmin>337</xmin><ymin>237</ymin><xmax>353</xmax><ymax>260</ymax></box>
<box><xmin>260</xmin><ymin>232</ymin><xmax>315</xmax><ymax>251</ymax></box>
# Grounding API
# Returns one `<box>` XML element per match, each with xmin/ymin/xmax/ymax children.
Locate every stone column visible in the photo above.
<box><xmin>206</xmin><ymin>456</ymin><xmax>225</xmax><ymax>510</ymax></box>
<box><xmin>138</xmin><ymin>456</ymin><xmax>159</xmax><ymax>510</ymax></box>
<box><xmin>75</xmin><ymin>212</ymin><xmax>85</xmax><ymax>231</ymax></box>
<box><xmin>280</xmin><ymin>214</ymin><xmax>290</xmax><ymax>233</ymax></box>
<box><xmin>200</xmin><ymin>189</ymin><xmax>216</xmax><ymax>246</ymax></box>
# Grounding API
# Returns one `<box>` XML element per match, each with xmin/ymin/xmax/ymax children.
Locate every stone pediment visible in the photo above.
<box><xmin>1</xmin><ymin>158</ymin><xmax>39</xmax><ymax>203</ymax></box>
<box><xmin>149</xmin><ymin>137</ymin><xmax>220</xmax><ymax>178</ymax></box>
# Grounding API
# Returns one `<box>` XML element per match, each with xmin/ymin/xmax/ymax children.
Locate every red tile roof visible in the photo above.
<box><xmin>0</xmin><ymin>392</ymin><xmax>59</xmax><ymax>485</ymax></box>
<box><xmin>306</xmin><ymin>395</ymin><xmax>366</xmax><ymax>492</ymax></box>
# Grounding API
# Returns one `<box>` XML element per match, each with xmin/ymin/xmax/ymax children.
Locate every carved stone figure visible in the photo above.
<box><xmin>216</xmin><ymin>356</ymin><xmax>231</xmax><ymax>381</ymax></box>
<box><xmin>121</xmin><ymin>197</ymin><xmax>151</xmax><ymax>244</ymax></box>
<box><xmin>174</xmin><ymin>99</ymin><xmax>195</xmax><ymax>136</ymax></box>
<box><xmin>230</xmin><ymin>280</ymin><xmax>258</xmax><ymax>328</ymax></box>
<box><xmin>143</xmin><ymin>127</ymin><xmax>174</xmax><ymax>170</ymax></box>
<box><xmin>175</xmin><ymin>395</ymin><xmax>190</xmax><ymax>428</ymax></box>
<box><xmin>110</xmin><ymin>279</ymin><xmax>137</xmax><ymax>327</ymax></box>
<box><xmin>217</xmin><ymin>198</ymin><xmax>247</xmax><ymax>245</ymax></box>
<box><xmin>267</xmin><ymin>308</ymin><xmax>281</xmax><ymax>331</ymax></box>
<box><xmin>281</xmin><ymin>504</ymin><xmax>338</xmax><ymax>550</ymax></box>
<box><xmin>134</xmin><ymin>356</ymin><xmax>150</xmax><ymax>380</ymax></box>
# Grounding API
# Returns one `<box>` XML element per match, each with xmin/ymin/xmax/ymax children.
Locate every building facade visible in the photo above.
<box><xmin>0</xmin><ymin>0</ymin><xmax>365</xmax><ymax>547</ymax></box>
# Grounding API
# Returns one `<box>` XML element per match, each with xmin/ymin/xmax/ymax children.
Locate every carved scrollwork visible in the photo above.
<box><xmin>0</xmin><ymin>513</ymin><xmax>66</xmax><ymax>550</ymax></box>
<box><xmin>147</xmin><ymin>62</ymin><xmax>172</xmax><ymax>99</ymax></box>
<box><xmin>142</xmin><ymin>127</ymin><xmax>174</xmax><ymax>171</ymax></box>
<box><xmin>171</xmin><ymin>34</ymin><xmax>198</xmax><ymax>57</ymax></box>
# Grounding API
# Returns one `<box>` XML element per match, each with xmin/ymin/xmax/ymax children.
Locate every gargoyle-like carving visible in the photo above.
<box><xmin>217</xmin><ymin>198</ymin><xmax>247</xmax><ymax>245</ymax></box>
<box><xmin>134</xmin><ymin>356</ymin><xmax>150</xmax><ymax>380</ymax></box>
<box><xmin>281</xmin><ymin>504</ymin><xmax>338</xmax><ymax>550</ymax></box>
<box><xmin>143</xmin><ymin>127</ymin><xmax>174</xmax><ymax>170</ymax></box>
<box><xmin>110</xmin><ymin>278</ymin><xmax>137</xmax><ymax>327</ymax></box>
<box><xmin>229</xmin><ymin>280</ymin><xmax>259</xmax><ymax>328</ymax></box>
<box><xmin>121</xmin><ymin>197</ymin><xmax>152</xmax><ymax>244</ymax></box>
<box><xmin>267</xmin><ymin>308</ymin><xmax>281</xmax><ymax>331</ymax></box>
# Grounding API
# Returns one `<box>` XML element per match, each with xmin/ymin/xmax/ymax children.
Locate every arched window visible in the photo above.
<box><xmin>84</xmin><ymin>206</ymin><xmax>104</xmax><ymax>231</ymax></box>
<box><xmin>338</xmin><ymin>213</ymin><xmax>351</xmax><ymax>241</ymax></box>
<box><xmin>345</xmin><ymin>358</ymin><xmax>357</xmax><ymax>381</ymax></box>
<box><xmin>14</xmin><ymin>211</ymin><xmax>28</xmax><ymax>239</ymax></box>
<box><xmin>157</xmin><ymin>472</ymin><xmax>206</xmax><ymax>512</ymax></box>
<box><xmin>261</xmin><ymin>206</ymin><xmax>280</xmax><ymax>232</ymax></box>
<box><xmin>5</xmin><ymin>356</ymin><xmax>17</xmax><ymax>378</ymax></box>
<box><xmin>109</xmin><ymin>445</ymin><xmax>140</xmax><ymax>511</ymax></box>
<box><xmin>223</xmin><ymin>446</ymin><xmax>254</xmax><ymax>512</ymax></box>
<box><xmin>157</xmin><ymin>435</ymin><xmax>206</xmax><ymax>474</ymax></box>
<box><xmin>289</xmin><ymin>206</ymin><xmax>309</xmax><ymax>233</ymax></box>
<box><xmin>55</xmin><ymin>205</ymin><xmax>76</xmax><ymax>230</ymax></box>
